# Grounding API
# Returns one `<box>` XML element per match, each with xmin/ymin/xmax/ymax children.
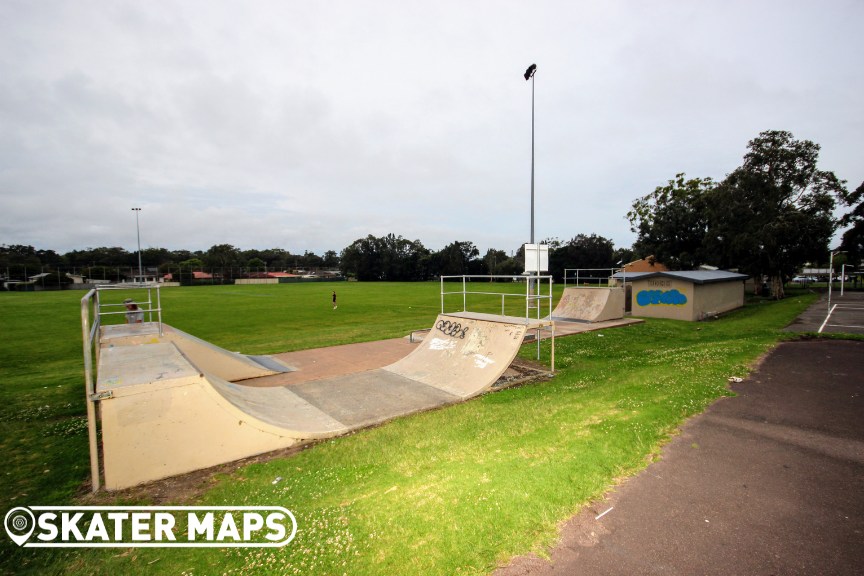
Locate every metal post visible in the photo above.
<box><xmin>530</xmin><ymin>70</ymin><xmax>535</xmax><ymax>246</ymax></box>
<box><xmin>524</xmin><ymin>64</ymin><xmax>537</xmax><ymax>310</ymax></box>
<box><xmin>132</xmin><ymin>207</ymin><xmax>142</xmax><ymax>282</ymax></box>
<box><xmin>462</xmin><ymin>276</ymin><xmax>467</xmax><ymax>311</ymax></box>
<box><xmin>80</xmin><ymin>290</ymin><xmax>100</xmax><ymax>492</ymax></box>
<box><xmin>440</xmin><ymin>276</ymin><xmax>444</xmax><ymax>313</ymax></box>
<box><xmin>828</xmin><ymin>250</ymin><xmax>844</xmax><ymax>309</ymax></box>
<box><xmin>841</xmin><ymin>264</ymin><xmax>854</xmax><ymax>296</ymax></box>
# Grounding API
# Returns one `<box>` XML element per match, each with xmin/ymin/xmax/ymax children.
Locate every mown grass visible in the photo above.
<box><xmin>0</xmin><ymin>284</ymin><xmax>819</xmax><ymax>575</ymax></box>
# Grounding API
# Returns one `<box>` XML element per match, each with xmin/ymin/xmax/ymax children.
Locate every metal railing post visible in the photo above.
<box><xmin>440</xmin><ymin>276</ymin><xmax>444</xmax><ymax>313</ymax></box>
<box><xmin>80</xmin><ymin>290</ymin><xmax>100</xmax><ymax>492</ymax></box>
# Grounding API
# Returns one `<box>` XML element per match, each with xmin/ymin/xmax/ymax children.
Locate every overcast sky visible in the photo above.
<box><xmin>1</xmin><ymin>0</ymin><xmax>861</xmax><ymax>258</ymax></box>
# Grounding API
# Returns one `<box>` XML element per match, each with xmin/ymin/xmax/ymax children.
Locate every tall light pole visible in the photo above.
<box><xmin>132</xmin><ymin>207</ymin><xmax>142</xmax><ymax>283</ymax></box>
<box><xmin>524</xmin><ymin>63</ymin><xmax>537</xmax><ymax>245</ymax></box>
<box><xmin>828</xmin><ymin>249</ymin><xmax>845</xmax><ymax>309</ymax></box>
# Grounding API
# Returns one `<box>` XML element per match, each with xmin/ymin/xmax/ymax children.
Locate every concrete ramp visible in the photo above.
<box><xmin>552</xmin><ymin>287</ymin><xmax>625</xmax><ymax>323</ymax></box>
<box><xmin>96</xmin><ymin>314</ymin><xmax>543</xmax><ymax>489</ymax></box>
<box><xmin>100</xmin><ymin>323</ymin><xmax>292</xmax><ymax>381</ymax></box>
<box><xmin>97</xmin><ymin>342</ymin><xmax>317</xmax><ymax>490</ymax></box>
<box><xmin>385</xmin><ymin>313</ymin><xmax>529</xmax><ymax>398</ymax></box>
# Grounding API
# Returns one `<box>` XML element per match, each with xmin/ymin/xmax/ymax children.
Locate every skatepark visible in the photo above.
<box><xmin>94</xmin><ymin>312</ymin><xmax>550</xmax><ymax>489</ymax></box>
<box><xmin>84</xmin><ymin>282</ymin><xmax>640</xmax><ymax>490</ymax></box>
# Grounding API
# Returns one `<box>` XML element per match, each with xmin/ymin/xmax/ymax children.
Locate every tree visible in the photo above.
<box><xmin>839</xmin><ymin>181</ymin><xmax>864</xmax><ymax>264</ymax></box>
<box><xmin>322</xmin><ymin>250</ymin><xmax>340</xmax><ymax>268</ymax></box>
<box><xmin>705</xmin><ymin>131</ymin><xmax>843</xmax><ymax>298</ymax></box>
<box><xmin>247</xmin><ymin>257</ymin><xmax>266</xmax><ymax>271</ymax></box>
<box><xmin>437</xmin><ymin>241</ymin><xmax>481</xmax><ymax>276</ymax></box>
<box><xmin>63</xmin><ymin>246</ymin><xmax>130</xmax><ymax>268</ymax></box>
<box><xmin>627</xmin><ymin>174</ymin><xmax>714</xmax><ymax>270</ymax></box>
<box><xmin>204</xmin><ymin>244</ymin><xmax>241</xmax><ymax>270</ymax></box>
<box><xmin>340</xmin><ymin>235</ymin><xmax>382</xmax><ymax>281</ymax></box>
<box><xmin>301</xmin><ymin>251</ymin><xmax>324</xmax><ymax>270</ymax></box>
<box><xmin>548</xmin><ymin>234</ymin><xmax>615</xmax><ymax>281</ymax></box>
<box><xmin>627</xmin><ymin>131</ymin><xmax>846</xmax><ymax>299</ymax></box>
<box><xmin>340</xmin><ymin>234</ymin><xmax>431</xmax><ymax>281</ymax></box>
<box><xmin>482</xmin><ymin>249</ymin><xmax>509</xmax><ymax>277</ymax></box>
<box><xmin>612</xmin><ymin>247</ymin><xmax>634</xmax><ymax>267</ymax></box>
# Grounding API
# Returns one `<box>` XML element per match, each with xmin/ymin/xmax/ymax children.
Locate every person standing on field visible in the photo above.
<box><xmin>332</xmin><ymin>291</ymin><xmax>337</xmax><ymax>309</ymax></box>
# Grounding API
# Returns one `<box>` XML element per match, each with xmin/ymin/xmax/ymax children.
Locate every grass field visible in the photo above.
<box><xmin>0</xmin><ymin>282</ymin><xmax>820</xmax><ymax>574</ymax></box>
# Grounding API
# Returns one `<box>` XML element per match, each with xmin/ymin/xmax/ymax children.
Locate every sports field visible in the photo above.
<box><xmin>0</xmin><ymin>282</ymin><xmax>820</xmax><ymax>574</ymax></box>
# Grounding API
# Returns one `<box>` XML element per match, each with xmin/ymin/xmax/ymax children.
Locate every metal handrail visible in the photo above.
<box><xmin>439</xmin><ymin>275</ymin><xmax>554</xmax><ymax>320</ymax></box>
<box><xmin>563</xmin><ymin>267</ymin><xmax>624</xmax><ymax>287</ymax></box>
<box><xmin>80</xmin><ymin>289</ymin><xmax>101</xmax><ymax>492</ymax></box>
<box><xmin>439</xmin><ymin>275</ymin><xmax>555</xmax><ymax>365</ymax></box>
<box><xmin>80</xmin><ymin>283</ymin><xmax>163</xmax><ymax>492</ymax></box>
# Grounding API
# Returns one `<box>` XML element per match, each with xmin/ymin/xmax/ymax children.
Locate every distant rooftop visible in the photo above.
<box><xmin>614</xmin><ymin>270</ymin><xmax>749</xmax><ymax>285</ymax></box>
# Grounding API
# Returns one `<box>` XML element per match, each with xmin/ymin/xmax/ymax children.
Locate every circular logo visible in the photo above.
<box><xmin>4</xmin><ymin>507</ymin><xmax>35</xmax><ymax>546</ymax></box>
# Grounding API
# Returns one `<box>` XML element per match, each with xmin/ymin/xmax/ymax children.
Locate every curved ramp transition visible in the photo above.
<box><xmin>551</xmin><ymin>287</ymin><xmax>625</xmax><ymax>323</ymax></box>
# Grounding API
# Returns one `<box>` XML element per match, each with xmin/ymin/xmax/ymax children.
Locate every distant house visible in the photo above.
<box><xmin>614</xmin><ymin>270</ymin><xmax>749</xmax><ymax>321</ymax></box>
<box><xmin>162</xmin><ymin>271</ymin><xmax>214</xmax><ymax>281</ymax></box>
<box><xmin>244</xmin><ymin>272</ymin><xmax>298</xmax><ymax>279</ymax></box>
<box><xmin>623</xmin><ymin>256</ymin><xmax>669</xmax><ymax>273</ymax></box>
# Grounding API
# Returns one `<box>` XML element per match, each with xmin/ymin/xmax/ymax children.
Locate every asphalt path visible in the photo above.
<box><xmin>496</xmin><ymin>305</ymin><xmax>864</xmax><ymax>575</ymax></box>
<box><xmin>785</xmin><ymin>290</ymin><xmax>864</xmax><ymax>335</ymax></box>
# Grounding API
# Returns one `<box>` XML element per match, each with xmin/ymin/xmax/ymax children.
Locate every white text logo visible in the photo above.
<box><xmin>4</xmin><ymin>506</ymin><xmax>297</xmax><ymax>548</ymax></box>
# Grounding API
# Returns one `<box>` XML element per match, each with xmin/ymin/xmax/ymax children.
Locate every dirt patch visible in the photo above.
<box><xmin>492</xmin><ymin>356</ymin><xmax>554</xmax><ymax>389</ymax></box>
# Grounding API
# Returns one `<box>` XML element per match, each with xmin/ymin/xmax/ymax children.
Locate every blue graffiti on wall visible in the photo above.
<box><xmin>636</xmin><ymin>289</ymin><xmax>688</xmax><ymax>307</ymax></box>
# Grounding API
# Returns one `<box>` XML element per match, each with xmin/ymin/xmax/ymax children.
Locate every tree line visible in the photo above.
<box><xmin>2</xmin><ymin>130</ymin><xmax>861</xmax><ymax>296</ymax></box>
<box><xmin>0</xmin><ymin>234</ymin><xmax>630</xmax><ymax>285</ymax></box>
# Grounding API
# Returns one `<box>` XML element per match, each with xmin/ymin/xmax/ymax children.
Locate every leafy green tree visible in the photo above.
<box><xmin>322</xmin><ymin>250</ymin><xmax>340</xmax><ymax>268</ymax></box>
<box><xmin>437</xmin><ymin>241</ymin><xmax>481</xmax><ymax>276</ymax></box>
<box><xmin>482</xmin><ymin>249</ymin><xmax>510</xmax><ymax>276</ymax></box>
<box><xmin>548</xmin><ymin>234</ymin><xmax>615</xmax><ymax>281</ymax></box>
<box><xmin>704</xmin><ymin>130</ymin><xmax>843</xmax><ymax>298</ymax></box>
<box><xmin>613</xmin><ymin>247</ymin><xmax>634</xmax><ymax>268</ymax></box>
<box><xmin>627</xmin><ymin>174</ymin><xmax>714</xmax><ymax>269</ymax></box>
<box><xmin>179</xmin><ymin>258</ymin><xmax>204</xmax><ymax>269</ymax></box>
<box><xmin>247</xmin><ymin>257</ymin><xmax>266</xmax><ymax>271</ymax></box>
<box><xmin>839</xmin><ymin>181</ymin><xmax>864</xmax><ymax>264</ymax></box>
<box><xmin>627</xmin><ymin>131</ymin><xmax>846</xmax><ymax>299</ymax></box>
<box><xmin>204</xmin><ymin>244</ymin><xmax>241</xmax><ymax>271</ymax></box>
<box><xmin>340</xmin><ymin>235</ymin><xmax>382</xmax><ymax>280</ymax></box>
<box><xmin>140</xmin><ymin>247</ymin><xmax>173</xmax><ymax>267</ymax></box>
<box><xmin>0</xmin><ymin>244</ymin><xmax>42</xmax><ymax>268</ymax></box>
<box><xmin>340</xmin><ymin>234</ymin><xmax>431</xmax><ymax>280</ymax></box>
<box><xmin>301</xmin><ymin>251</ymin><xmax>324</xmax><ymax>270</ymax></box>
<box><xmin>63</xmin><ymin>246</ymin><xmax>130</xmax><ymax>268</ymax></box>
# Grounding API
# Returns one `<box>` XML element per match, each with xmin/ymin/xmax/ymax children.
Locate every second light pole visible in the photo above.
<box><xmin>132</xmin><ymin>207</ymin><xmax>143</xmax><ymax>282</ymax></box>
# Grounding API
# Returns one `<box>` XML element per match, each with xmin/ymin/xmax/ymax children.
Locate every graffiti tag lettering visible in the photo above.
<box><xmin>636</xmin><ymin>289</ymin><xmax>687</xmax><ymax>307</ymax></box>
<box><xmin>436</xmin><ymin>319</ymin><xmax>470</xmax><ymax>339</ymax></box>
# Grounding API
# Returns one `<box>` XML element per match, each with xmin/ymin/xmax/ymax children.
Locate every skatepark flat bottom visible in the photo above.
<box><xmin>246</xmin><ymin>338</ymin><xmax>418</xmax><ymax>386</ymax></box>
<box><xmin>288</xmin><ymin>370</ymin><xmax>459</xmax><ymax>428</ymax></box>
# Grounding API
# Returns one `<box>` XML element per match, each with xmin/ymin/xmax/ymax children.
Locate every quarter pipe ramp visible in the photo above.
<box><xmin>551</xmin><ymin>287</ymin><xmax>625</xmax><ymax>323</ymax></box>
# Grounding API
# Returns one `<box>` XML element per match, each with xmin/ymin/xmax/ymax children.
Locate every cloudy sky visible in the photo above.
<box><xmin>1</xmin><ymin>0</ymin><xmax>861</xmax><ymax>258</ymax></box>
